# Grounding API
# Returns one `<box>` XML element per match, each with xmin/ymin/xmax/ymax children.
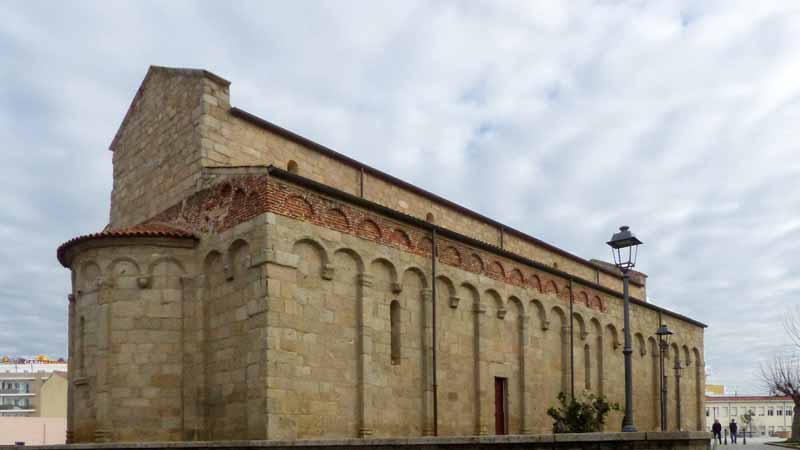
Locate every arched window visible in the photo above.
<box><xmin>287</xmin><ymin>160</ymin><xmax>299</xmax><ymax>174</ymax></box>
<box><xmin>390</xmin><ymin>300</ymin><xmax>401</xmax><ymax>365</ymax></box>
<box><xmin>426</xmin><ymin>212</ymin><xmax>435</xmax><ymax>223</ymax></box>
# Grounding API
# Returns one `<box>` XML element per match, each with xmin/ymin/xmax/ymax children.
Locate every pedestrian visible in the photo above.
<box><xmin>729</xmin><ymin>419</ymin><xmax>738</xmax><ymax>444</ymax></box>
<box><xmin>712</xmin><ymin>419</ymin><xmax>723</xmax><ymax>445</ymax></box>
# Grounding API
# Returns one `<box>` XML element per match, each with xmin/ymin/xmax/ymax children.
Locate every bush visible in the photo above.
<box><xmin>547</xmin><ymin>391</ymin><xmax>620</xmax><ymax>433</ymax></box>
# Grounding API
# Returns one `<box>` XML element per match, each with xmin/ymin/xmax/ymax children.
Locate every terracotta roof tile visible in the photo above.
<box><xmin>57</xmin><ymin>223</ymin><xmax>196</xmax><ymax>267</ymax></box>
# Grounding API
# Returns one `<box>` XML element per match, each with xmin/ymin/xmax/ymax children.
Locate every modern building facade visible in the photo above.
<box><xmin>705</xmin><ymin>395</ymin><xmax>796</xmax><ymax>437</ymax></box>
<box><xmin>57</xmin><ymin>66</ymin><xmax>707</xmax><ymax>443</ymax></box>
<box><xmin>0</xmin><ymin>359</ymin><xmax>68</xmax><ymax>417</ymax></box>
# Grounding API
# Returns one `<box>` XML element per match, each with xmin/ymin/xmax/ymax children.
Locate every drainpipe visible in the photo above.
<box><xmin>359</xmin><ymin>167</ymin><xmax>365</xmax><ymax>198</ymax></box>
<box><xmin>431</xmin><ymin>227</ymin><xmax>439</xmax><ymax>436</ymax></box>
<box><xmin>569</xmin><ymin>277</ymin><xmax>575</xmax><ymax>400</ymax></box>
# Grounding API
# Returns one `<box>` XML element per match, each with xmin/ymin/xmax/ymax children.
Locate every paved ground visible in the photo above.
<box><xmin>712</xmin><ymin>437</ymin><xmax>785</xmax><ymax>450</ymax></box>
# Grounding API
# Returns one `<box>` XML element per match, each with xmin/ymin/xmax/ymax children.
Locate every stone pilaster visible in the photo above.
<box><xmin>357</xmin><ymin>273</ymin><xmax>375</xmax><ymax>438</ymax></box>
<box><xmin>473</xmin><ymin>301</ymin><xmax>489</xmax><ymax>435</ymax></box>
<box><xmin>561</xmin><ymin>325</ymin><xmax>571</xmax><ymax>397</ymax></box>
<box><xmin>421</xmin><ymin>288</ymin><xmax>434</xmax><ymax>436</ymax></box>
<box><xmin>520</xmin><ymin>315</ymin><xmax>532</xmax><ymax>434</ymax></box>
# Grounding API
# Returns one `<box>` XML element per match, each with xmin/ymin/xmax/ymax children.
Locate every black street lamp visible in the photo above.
<box><xmin>607</xmin><ymin>225</ymin><xmax>643</xmax><ymax>433</ymax></box>
<box><xmin>656</xmin><ymin>323</ymin><xmax>673</xmax><ymax>431</ymax></box>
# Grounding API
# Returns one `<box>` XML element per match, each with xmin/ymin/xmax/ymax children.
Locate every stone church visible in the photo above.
<box><xmin>57</xmin><ymin>66</ymin><xmax>706</xmax><ymax>443</ymax></box>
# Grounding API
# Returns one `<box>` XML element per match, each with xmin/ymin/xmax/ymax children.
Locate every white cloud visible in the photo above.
<box><xmin>1</xmin><ymin>0</ymin><xmax>799</xmax><ymax>392</ymax></box>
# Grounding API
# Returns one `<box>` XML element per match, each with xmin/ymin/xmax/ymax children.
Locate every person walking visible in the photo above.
<box><xmin>729</xmin><ymin>419</ymin><xmax>738</xmax><ymax>444</ymax></box>
<box><xmin>712</xmin><ymin>419</ymin><xmax>723</xmax><ymax>445</ymax></box>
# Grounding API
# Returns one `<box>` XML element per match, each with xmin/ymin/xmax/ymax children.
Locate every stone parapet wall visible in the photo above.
<box><xmin>12</xmin><ymin>432</ymin><xmax>712</xmax><ymax>450</ymax></box>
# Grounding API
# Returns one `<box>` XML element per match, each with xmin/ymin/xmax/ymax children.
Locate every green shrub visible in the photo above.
<box><xmin>547</xmin><ymin>391</ymin><xmax>620</xmax><ymax>433</ymax></box>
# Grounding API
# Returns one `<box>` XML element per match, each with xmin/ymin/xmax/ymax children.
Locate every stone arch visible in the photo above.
<box><xmin>203</xmin><ymin>250</ymin><xmax>225</xmax><ymax>286</ymax></box>
<box><xmin>577</xmin><ymin>291</ymin><xmax>590</xmax><ymax>308</ymax></box>
<box><xmin>148</xmin><ymin>256</ymin><xmax>186</xmax><ymax>276</ymax></box>
<box><xmin>149</xmin><ymin>257</ymin><xmax>186</xmax><ymax>290</ymax></box>
<box><xmin>509</xmin><ymin>268</ymin><xmax>524</xmax><ymax>285</ymax></box>
<box><xmin>418</xmin><ymin>236</ymin><xmax>433</xmax><ymax>253</ymax></box>
<box><xmin>286</xmin><ymin>194</ymin><xmax>314</xmax><ymax>220</ymax></box>
<box><xmin>528</xmin><ymin>274</ymin><xmax>542</xmax><ymax>293</ymax></box>
<box><xmin>635</xmin><ymin>332</ymin><xmax>646</xmax><ymax>357</ymax></box>
<box><xmin>605</xmin><ymin>323</ymin><xmax>620</xmax><ymax>349</ymax></box>
<box><xmin>507</xmin><ymin>295</ymin><xmax>525</xmax><ymax>315</ymax></box>
<box><xmin>79</xmin><ymin>261</ymin><xmax>101</xmax><ymax>291</ymax></box>
<box><xmin>530</xmin><ymin>299</ymin><xmax>549</xmax><ymax>330</ymax></box>
<box><xmin>572</xmin><ymin>312</ymin><xmax>587</xmax><ymax>340</ymax></box>
<box><xmin>487</xmin><ymin>261</ymin><xmax>505</xmax><ymax>278</ymax></box>
<box><xmin>107</xmin><ymin>257</ymin><xmax>140</xmax><ymax>277</ymax></box>
<box><xmin>293</xmin><ymin>238</ymin><xmax>330</xmax><ymax>279</ymax></box>
<box><xmin>682</xmin><ymin>345</ymin><xmax>691</xmax><ymax>366</ymax></box>
<box><xmin>293</xmin><ymin>237</ymin><xmax>330</xmax><ymax>267</ymax></box>
<box><xmin>440</xmin><ymin>246</ymin><xmax>462</xmax><ymax>266</ymax></box>
<box><xmin>333</xmin><ymin>247</ymin><xmax>365</xmax><ymax>274</ymax></box>
<box><xmin>370</xmin><ymin>257</ymin><xmax>399</xmax><ymax>287</ymax></box>
<box><xmin>591</xmin><ymin>295</ymin><xmax>604</xmax><ymax>311</ymax></box>
<box><xmin>544</xmin><ymin>279</ymin><xmax>559</xmax><ymax>295</ymax></box>
<box><xmin>228</xmin><ymin>238</ymin><xmax>251</xmax><ymax>280</ymax></box>
<box><xmin>389</xmin><ymin>229</ymin><xmax>413</xmax><ymax>250</ymax></box>
<box><xmin>466</xmin><ymin>253</ymin><xmax>484</xmax><ymax>273</ymax></box>
<box><xmin>401</xmin><ymin>266</ymin><xmax>428</xmax><ymax>290</ymax></box>
<box><xmin>435</xmin><ymin>275</ymin><xmax>456</xmax><ymax>297</ymax></box>
<box><xmin>325</xmin><ymin>208</ymin><xmax>350</xmax><ymax>232</ymax></box>
<box><xmin>107</xmin><ymin>257</ymin><xmax>141</xmax><ymax>289</ymax></box>
<box><xmin>484</xmin><ymin>289</ymin><xmax>505</xmax><ymax>318</ymax></box>
<box><xmin>356</xmin><ymin>219</ymin><xmax>382</xmax><ymax>240</ymax></box>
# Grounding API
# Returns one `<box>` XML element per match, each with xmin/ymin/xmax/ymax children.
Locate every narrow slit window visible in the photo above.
<box><xmin>390</xmin><ymin>300</ymin><xmax>401</xmax><ymax>365</ymax></box>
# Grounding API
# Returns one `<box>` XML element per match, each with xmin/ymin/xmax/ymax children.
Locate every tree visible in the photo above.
<box><xmin>740</xmin><ymin>409</ymin><xmax>754</xmax><ymax>437</ymax></box>
<box><xmin>760</xmin><ymin>308</ymin><xmax>800</xmax><ymax>442</ymax></box>
<box><xmin>547</xmin><ymin>391</ymin><xmax>619</xmax><ymax>433</ymax></box>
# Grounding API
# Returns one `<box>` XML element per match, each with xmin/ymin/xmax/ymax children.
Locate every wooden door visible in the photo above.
<box><xmin>494</xmin><ymin>377</ymin><xmax>507</xmax><ymax>435</ymax></box>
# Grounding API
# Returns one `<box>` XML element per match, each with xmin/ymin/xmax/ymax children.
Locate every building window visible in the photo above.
<box><xmin>714</xmin><ymin>407</ymin><xmax>719</xmax><ymax>417</ymax></box>
<box><xmin>777</xmin><ymin>408</ymin><xmax>783</xmax><ymax>416</ymax></box>
<box><xmin>706</xmin><ymin>407</ymin><xmax>710</xmax><ymax>417</ymax></box>
<box><xmin>768</xmin><ymin>407</ymin><xmax>774</xmax><ymax>416</ymax></box>
<box><xmin>787</xmin><ymin>409</ymin><xmax>793</xmax><ymax>416</ymax></box>
<box><xmin>426</xmin><ymin>212</ymin><xmax>435</xmax><ymax>223</ymax></box>
<box><xmin>731</xmin><ymin>407</ymin><xmax>737</xmax><ymax>416</ymax></box>
<box><xmin>722</xmin><ymin>407</ymin><xmax>728</xmax><ymax>416</ymax></box>
<box><xmin>390</xmin><ymin>300</ymin><xmax>401</xmax><ymax>365</ymax></box>
<box><xmin>758</xmin><ymin>407</ymin><xmax>765</xmax><ymax>416</ymax></box>
<box><xmin>287</xmin><ymin>160</ymin><xmax>299</xmax><ymax>174</ymax></box>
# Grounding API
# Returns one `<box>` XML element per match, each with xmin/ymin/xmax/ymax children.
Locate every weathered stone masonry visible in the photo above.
<box><xmin>58</xmin><ymin>66</ymin><xmax>706</xmax><ymax>443</ymax></box>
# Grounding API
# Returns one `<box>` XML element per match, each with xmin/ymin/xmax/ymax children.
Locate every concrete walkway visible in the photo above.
<box><xmin>712</xmin><ymin>437</ymin><xmax>785</xmax><ymax>450</ymax></box>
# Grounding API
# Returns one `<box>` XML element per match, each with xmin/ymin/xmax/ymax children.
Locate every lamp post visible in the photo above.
<box><xmin>606</xmin><ymin>225</ymin><xmax>643</xmax><ymax>433</ymax></box>
<box><xmin>656</xmin><ymin>323</ymin><xmax>673</xmax><ymax>431</ymax></box>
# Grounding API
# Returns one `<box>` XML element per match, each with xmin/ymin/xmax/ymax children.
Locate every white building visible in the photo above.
<box><xmin>705</xmin><ymin>395</ymin><xmax>794</xmax><ymax>437</ymax></box>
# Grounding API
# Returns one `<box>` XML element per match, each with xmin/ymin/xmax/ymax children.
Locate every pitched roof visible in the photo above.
<box><xmin>57</xmin><ymin>223</ymin><xmax>196</xmax><ymax>267</ymax></box>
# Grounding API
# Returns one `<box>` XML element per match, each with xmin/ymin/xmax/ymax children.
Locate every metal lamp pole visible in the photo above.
<box><xmin>607</xmin><ymin>226</ymin><xmax>643</xmax><ymax>433</ymax></box>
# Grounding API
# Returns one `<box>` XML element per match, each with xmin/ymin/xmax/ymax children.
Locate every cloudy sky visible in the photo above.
<box><xmin>3</xmin><ymin>1</ymin><xmax>800</xmax><ymax>393</ymax></box>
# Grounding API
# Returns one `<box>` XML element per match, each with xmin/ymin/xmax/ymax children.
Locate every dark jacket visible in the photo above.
<box><xmin>730</xmin><ymin>422</ymin><xmax>738</xmax><ymax>433</ymax></box>
<box><xmin>712</xmin><ymin>422</ymin><xmax>722</xmax><ymax>434</ymax></box>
